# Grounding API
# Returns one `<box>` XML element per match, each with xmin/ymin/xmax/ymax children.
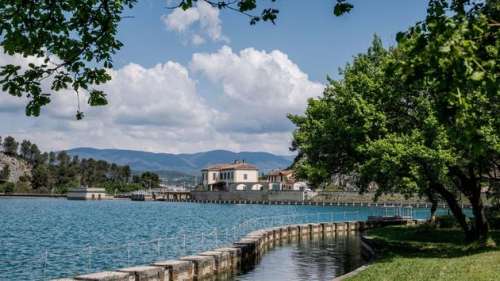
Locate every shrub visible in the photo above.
<box><xmin>435</xmin><ymin>215</ymin><xmax>458</xmax><ymax>228</ymax></box>
<box><xmin>489</xmin><ymin>217</ymin><xmax>500</xmax><ymax>230</ymax></box>
<box><xmin>416</xmin><ymin>223</ymin><xmax>437</xmax><ymax>234</ymax></box>
<box><xmin>486</xmin><ymin>209</ymin><xmax>500</xmax><ymax>230</ymax></box>
<box><xmin>0</xmin><ymin>182</ymin><xmax>15</xmax><ymax>193</ymax></box>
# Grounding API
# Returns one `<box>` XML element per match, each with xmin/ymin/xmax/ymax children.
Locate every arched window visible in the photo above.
<box><xmin>251</xmin><ymin>184</ymin><xmax>263</xmax><ymax>191</ymax></box>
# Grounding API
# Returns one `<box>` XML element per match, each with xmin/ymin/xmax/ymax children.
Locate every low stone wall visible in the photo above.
<box><xmin>52</xmin><ymin>219</ymin><xmax>419</xmax><ymax>281</ymax></box>
<box><xmin>0</xmin><ymin>193</ymin><xmax>66</xmax><ymax>198</ymax></box>
<box><xmin>190</xmin><ymin>190</ymin><xmax>307</xmax><ymax>202</ymax></box>
<box><xmin>177</xmin><ymin>197</ymin><xmax>444</xmax><ymax>209</ymax></box>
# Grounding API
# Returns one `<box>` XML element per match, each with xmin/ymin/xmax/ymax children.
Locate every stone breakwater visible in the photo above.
<box><xmin>51</xmin><ymin>220</ymin><xmax>418</xmax><ymax>281</ymax></box>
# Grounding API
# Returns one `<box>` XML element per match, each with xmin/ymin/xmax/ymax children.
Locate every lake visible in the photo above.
<box><xmin>0</xmin><ymin>198</ymin><xmax>434</xmax><ymax>280</ymax></box>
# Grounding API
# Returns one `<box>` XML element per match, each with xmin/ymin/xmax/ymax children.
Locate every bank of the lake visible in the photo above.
<box><xmin>347</xmin><ymin>226</ymin><xmax>500</xmax><ymax>281</ymax></box>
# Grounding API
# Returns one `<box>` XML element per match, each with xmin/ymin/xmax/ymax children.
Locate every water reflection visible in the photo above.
<box><xmin>231</xmin><ymin>233</ymin><xmax>364</xmax><ymax>281</ymax></box>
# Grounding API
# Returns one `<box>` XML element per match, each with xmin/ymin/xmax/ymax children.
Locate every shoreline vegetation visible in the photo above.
<box><xmin>347</xmin><ymin>225</ymin><xmax>500</xmax><ymax>281</ymax></box>
<box><xmin>0</xmin><ymin>135</ymin><xmax>161</xmax><ymax>195</ymax></box>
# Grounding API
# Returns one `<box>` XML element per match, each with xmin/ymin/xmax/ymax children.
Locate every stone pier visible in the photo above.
<box><xmin>199</xmin><ymin>251</ymin><xmax>231</xmax><ymax>274</ymax></box>
<box><xmin>179</xmin><ymin>255</ymin><xmax>215</xmax><ymax>280</ymax></box>
<box><xmin>118</xmin><ymin>265</ymin><xmax>164</xmax><ymax>281</ymax></box>
<box><xmin>152</xmin><ymin>260</ymin><xmax>194</xmax><ymax>281</ymax></box>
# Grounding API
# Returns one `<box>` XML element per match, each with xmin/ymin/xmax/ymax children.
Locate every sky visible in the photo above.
<box><xmin>0</xmin><ymin>0</ymin><xmax>429</xmax><ymax>155</ymax></box>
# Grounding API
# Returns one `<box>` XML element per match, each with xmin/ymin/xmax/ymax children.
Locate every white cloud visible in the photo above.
<box><xmin>104</xmin><ymin>61</ymin><xmax>212</xmax><ymax>127</ymax></box>
<box><xmin>191</xmin><ymin>34</ymin><xmax>206</xmax><ymax>45</ymax></box>
<box><xmin>190</xmin><ymin>46</ymin><xmax>324</xmax><ymax>133</ymax></box>
<box><xmin>0</xmin><ymin>46</ymin><xmax>322</xmax><ymax>155</ymax></box>
<box><xmin>162</xmin><ymin>1</ymin><xmax>228</xmax><ymax>44</ymax></box>
<box><xmin>162</xmin><ymin>5</ymin><xmax>200</xmax><ymax>32</ymax></box>
<box><xmin>0</xmin><ymin>51</ymin><xmax>218</xmax><ymax>153</ymax></box>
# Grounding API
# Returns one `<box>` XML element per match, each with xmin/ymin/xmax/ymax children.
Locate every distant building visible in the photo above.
<box><xmin>158</xmin><ymin>184</ymin><xmax>189</xmax><ymax>192</ymax></box>
<box><xmin>267</xmin><ymin>169</ymin><xmax>308</xmax><ymax>191</ymax></box>
<box><xmin>67</xmin><ymin>187</ymin><xmax>111</xmax><ymax>200</ymax></box>
<box><xmin>201</xmin><ymin>160</ymin><xmax>259</xmax><ymax>191</ymax></box>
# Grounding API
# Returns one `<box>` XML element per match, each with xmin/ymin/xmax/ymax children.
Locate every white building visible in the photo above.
<box><xmin>67</xmin><ymin>187</ymin><xmax>112</xmax><ymax>200</ymax></box>
<box><xmin>267</xmin><ymin>169</ymin><xmax>308</xmax><ymax>191</ymax></box>
<box><xmin>201</xmin><ymin>160</ymin><xmax>259</xmax><ymax>191</ymax></box>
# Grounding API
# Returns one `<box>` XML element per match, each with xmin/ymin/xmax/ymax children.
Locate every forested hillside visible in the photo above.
<box><xmin>0</xmin><ymin>136</ymin><xmax>160</xmax><ymax>194</ymax></box>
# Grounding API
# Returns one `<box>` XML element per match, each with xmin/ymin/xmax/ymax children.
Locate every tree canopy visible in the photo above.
<box><xmin>290</xmin><ymin>1</ymin><xmax>499</xmax><ymax>242</ymax></box>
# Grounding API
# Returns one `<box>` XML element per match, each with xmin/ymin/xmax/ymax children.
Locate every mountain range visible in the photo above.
<box><xmin>66</xmin><ymin>148</ymin><xmax>294</xmax><ymax>175</ymax></box>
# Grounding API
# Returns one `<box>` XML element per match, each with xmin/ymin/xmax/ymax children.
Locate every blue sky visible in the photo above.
<box><xmin>115</xmin><ymin>0</ymin><xmax>427</xmax><ymax>80</ymax></box>
<box><xmin>0</xmin><ymin>0</ymin><xmax>429</xmax><ymax>155</ymax></box>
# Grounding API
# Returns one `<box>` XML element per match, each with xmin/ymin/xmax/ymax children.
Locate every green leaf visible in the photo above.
<box><xmin>439</xmin><ymin>45</ymin><xmax>451</xmax><ymax>53</ymax></box>
<box><xmin>88</xmin><ymin>90</ymin><xmax>108</xmax><ymax>106</ymax></box>
<box><xmin>333</xmin><ymin>1</ymin><xmax>354</xmax><ymax>16</ymax></box>
<box><xmin>470</xmin><ymin>71</ymin><xmax>484</xmax><ymax>81</ymax></box>
<box><xmin>76</xmin><ymin>111</ymin><xmax>84</xmax><ymax>120</ymax></box>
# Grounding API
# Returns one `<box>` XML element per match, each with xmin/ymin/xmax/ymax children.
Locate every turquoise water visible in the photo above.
<box><xmin>0</xmin><ymin>198</ymin><xmax>434</xmax><ymax>281</ymax></box>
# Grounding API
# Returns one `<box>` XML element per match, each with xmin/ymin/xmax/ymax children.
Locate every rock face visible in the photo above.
<box><xmin>0</xmin><ymin>152</ymin><xmax>31</xmax><ymax>183</ymax></box>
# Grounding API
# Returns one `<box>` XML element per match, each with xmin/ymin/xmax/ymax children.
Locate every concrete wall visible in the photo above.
<box><xmin>192</xmin><ymin>190</ymin><xmax>267</xmax><ymax>201</ymax></box>
<box><xmin>191</xmin><ymin>190</ymin><xmax>306</xmax><ymax>202</ymax></box>
<box><xmin>54</xmin><ymin>219</ymin><xmax>420</xmax><ymax>281</ymax></box>
<box><xmin>234</xmin><ymin>170</ymin><xmax>258</xmax><ymax>183</ymax></box>
<box><xmin>267</xmin><ymin>191</ymin><xmax>305</xmax><ymax>201</ymax></box>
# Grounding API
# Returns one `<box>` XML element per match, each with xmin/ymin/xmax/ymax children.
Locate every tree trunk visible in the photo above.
<box><xmin>425</xmin><ymin>189</ymin><xmax>438</xmax><ymax>223</ymax></box>
<box><xmin>468</xmin><ymin>184</ymin><xmax>490</xmax><ymax>242</ymax></box>
<box><xmin>431</xmin><ymin>183</ymin><xmax>473</xmax><ymax>240</ymax></box>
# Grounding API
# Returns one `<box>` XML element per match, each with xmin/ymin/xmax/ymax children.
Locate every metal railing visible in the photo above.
<box><xmin>7</xmin><ymin>207</ymin><xmax>417</xmax><ymax>281</ymax></box>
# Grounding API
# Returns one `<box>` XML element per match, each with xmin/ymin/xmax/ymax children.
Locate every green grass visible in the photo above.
<box><xmin>347</xmin><ymin>225</ymin><xmax>500</xmax><ymax>281</ymax></box>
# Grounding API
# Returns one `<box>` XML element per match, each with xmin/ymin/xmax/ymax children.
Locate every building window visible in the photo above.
<box><xmin>244</xmin><ymin>174</ymin><xmax>247</xmax><ymax>180</ymax></box>
<box><xmin>213</xmin><ymin>173</ymin><xmax>216</xmax><ymax>180</ymax></box>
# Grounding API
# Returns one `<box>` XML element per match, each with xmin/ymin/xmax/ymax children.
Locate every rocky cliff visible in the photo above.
<box><xmin>0</xmin><ymin>153</ymin><xmax>31</xmax><ymax>183</ymax></box>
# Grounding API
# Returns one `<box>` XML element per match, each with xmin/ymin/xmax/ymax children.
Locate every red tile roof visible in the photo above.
<box><xmin>202</xmin><ymin>162</ymin><xmax>258</xmax><ymax>171</ymax></box>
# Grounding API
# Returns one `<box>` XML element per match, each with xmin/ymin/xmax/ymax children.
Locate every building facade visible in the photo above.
<box><xmin>67</xmin><ymin>187</ymin><xmax>111</xmax><ymax>200</ymax></box>
<box><xmin>267</xmin><ymin>169</ymin><xmax>308</xmax><ymax>191</ymax></box>
<box><xmin>201</xmin><ymin>161</ymin><xmax>259</xmax><ymax>191</ymax></box>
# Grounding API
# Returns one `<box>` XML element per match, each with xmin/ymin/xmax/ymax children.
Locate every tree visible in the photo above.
<box><xmin>2</xmin><ymin>136</ymin><xmax>18</xmax><ymax>156</ymax></box>
<box><xmin>140</xmin><ymin>172</ymin><xmax>161</xmax><ymax>189</ymax></box>
<box><xmin>31</xmin><ymin>164</ymin><xmax>49</xmax><ymax>192</ymax></box>
<box><xmin>380</xmin><ymin>0</ymin><xmax>499</xmax><ymax>242</ymax></box>
<box><xmin>290</xmin><ymin>0</ymin><xmax>498</xmax><ymax>244</ymax></box>
<box><xmin>19</xmin><ymin>140</ymin><xmax>32</xmax><ymax>160</ymax></box>
<box><xmin>48</xmin><ymin>151</ymin><xmax>56</xmax><ymax>165</ymax></box>
<box><xmin>121</xmin><ymin>165</ymin><xmax>131</xmax><ymax>182</ymax></box>
<box><xmin>29</xmin><ymin>144</ymin><xmax>42</xmax><ymax>164</ymax></box>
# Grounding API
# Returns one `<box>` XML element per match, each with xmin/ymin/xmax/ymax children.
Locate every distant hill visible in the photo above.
<box><xmin>66</xmin><ymin>148</ymin><xmax>294</xmax><ymax>175</ymax></box>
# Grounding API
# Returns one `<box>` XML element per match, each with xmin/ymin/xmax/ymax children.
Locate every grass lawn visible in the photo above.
<box><xmin>347</xmin><ymin>225</ymin><xmax>500</xmax><ymax>281</ymax></box>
